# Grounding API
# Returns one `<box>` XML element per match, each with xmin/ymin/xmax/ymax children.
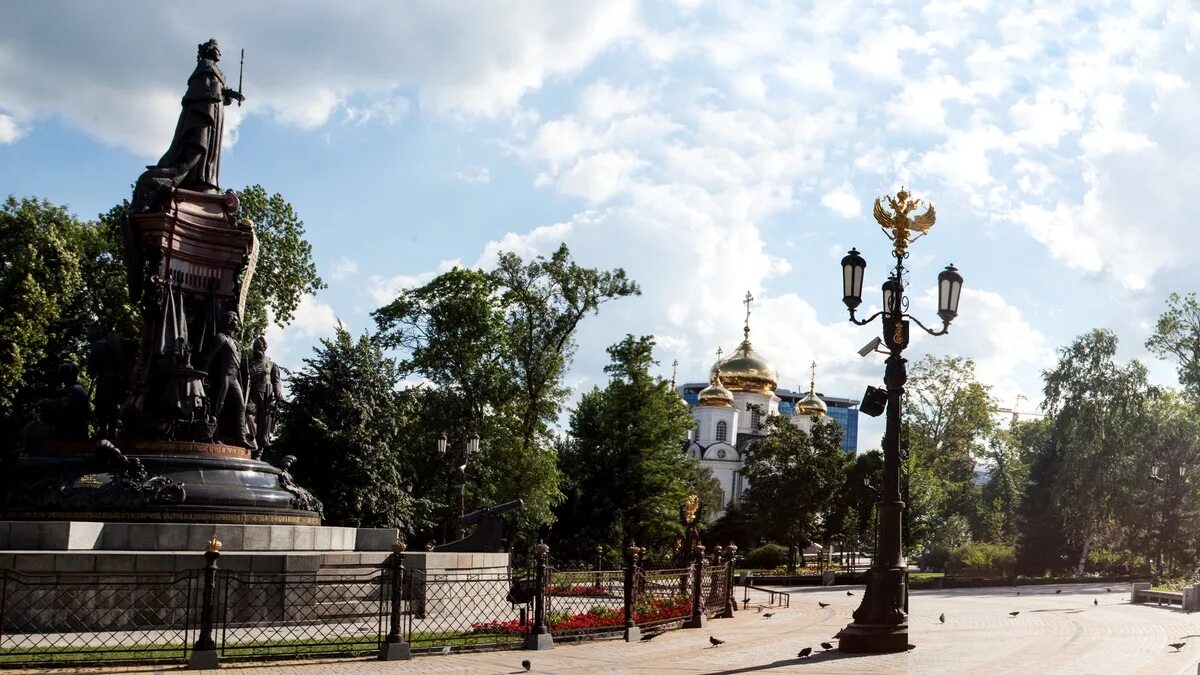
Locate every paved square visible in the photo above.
<box><xmin>36</xmin><ymin>584</ymin><xmax>1200</xmax><ymax>675</ymax></box>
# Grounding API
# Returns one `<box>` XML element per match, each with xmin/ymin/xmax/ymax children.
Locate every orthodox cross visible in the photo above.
<box><xmin>743</xmin><ymin>291</ymin><xmax>754</xmax><ymax>339</ymax></box>
<box><xmin>670</xmin><ymin>359</ymin><xmax>678</xmax><ymax>389</ymax></box>
<box><xmin>713</xmin><ymin>347</ymin><xmax>724</xmax><ymax>380</ymax></box>
<box><xmin>809</xmin><ymin>361</ymin><xmax>817</xmax><ymax>395</ymax></box>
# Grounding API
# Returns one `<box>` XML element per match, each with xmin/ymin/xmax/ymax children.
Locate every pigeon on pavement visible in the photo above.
<box><xmin>641</xmin><ymin>632</ymin><xmax>661</xmax><ymax>642</ymax></box>
<box><xmin>1009</xmin><ymin>611</ymin><xmax>1020</xmax><ymax>617</ymax></box>
<box><xmin>441</xmin><ymin>646</ymin><xmax>452</xmax><ymax>655</ymax></box>
<box><xmin>820</xmin><ymin>642</ymin><xmax>834</xmax><ymax>650</ymax></box>
<box><xmin>1106</xmin><ymin>587</ymin><xmax>1113</xmax><ymax>592</ymax></box>
<box><xmin>709</xmin><ymin>636</ymin><xmax>725</xmax><ymax>648</ymax></box>
<box><xmin>1094</xmin><ymin>599</ymin><xmax>1098</xmax><ymax>606</ymax></box>
<box><xmin>522</xmin><ymin>659</ymin><xmax>532</xmax><ymax>671</ymax></box>
<box><xmin>939</xmin><ymin>613</ymin><xmax>945</xmax><ymax>623</ymax></box>
<box><xmin>797</xmin><ymin>647</ymin><xmax>812</xmax><ymax>658</ymax></box>
<box><xmin>1169</xmin><ymin>642</ymin><xmax>1186</xmax><ymax>652</ymax></box>
<box><xmin>763</xmin><ymin>612</ymin><xmax>775</xmax><ymax>618</ymax></box>
<box><xmin>846</xmin><ymin>590</ymin><xmax>854</xmax><ymax>596</ymax></box>
<box><xmin>818</xmin><ymin>602</ymin><xmax>831</xmax><ymax>609</ymax></box>
<box><xmin>1056</xmin><ymin>589</ymin><xmax>1062</xmax><ymax>594</ymax></box>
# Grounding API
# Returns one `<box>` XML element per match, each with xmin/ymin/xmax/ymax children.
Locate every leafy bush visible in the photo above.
<box><xmin>919</xmin><ymin>547</ymin><xmax>951</xmax><ymax>572</ymax></box>
<box><xmin>1084</xmin><ymin>548</ymin><xmax>1144</xmax><ymax>575</ymax></box>
<box><xmin>744</xmin><ymin>543</ymin><xmax>788</xmax><ymax>569</ymax></box>
<box><xmin>949</xmin><ymin>542</ymin><xmax>1015</xmax><ymax>572</ymax></box>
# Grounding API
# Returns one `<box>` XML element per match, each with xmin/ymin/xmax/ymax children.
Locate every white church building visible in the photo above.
<box><xmin>682</xmin><ymin>294</ymin><xmax>854</xmax><ymax>518</ymax></box>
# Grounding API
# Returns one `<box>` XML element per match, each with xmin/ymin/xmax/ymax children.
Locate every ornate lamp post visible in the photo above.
<box><xmin>836</xmin><ymin>187</ymin><xmax>963</xmax><ymax>653</ymax></box>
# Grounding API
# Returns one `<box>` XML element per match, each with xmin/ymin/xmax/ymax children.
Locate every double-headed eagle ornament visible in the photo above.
<box><xmin>872</xmin><ymin>187</ymin><xmax>936</xmax><ymax>256</ymax></box>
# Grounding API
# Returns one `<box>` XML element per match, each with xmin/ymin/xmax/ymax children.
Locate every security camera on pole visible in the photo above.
<box><xmin>835</xmin><ymin>187</ymin><xmax>963</xmax><ymax>653</ymax></box>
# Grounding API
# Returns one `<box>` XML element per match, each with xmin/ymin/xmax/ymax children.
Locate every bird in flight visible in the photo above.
<box><xmin>1009</xmin><ymin>611</ymin><xmax>1020</xmax><ymax>617</ymax></box>
<box><xmin>820</xmin><ymin>642</ymin><xmax>834</xmax><ymax>650</ymax></box>
<box><xmin>818</xmin><ymin>602</ymin><xmax>831</xmax><ymax>609</ymax></box>
<box><xmin>522</xmin><ymin>659</ymin><xmax>531</xmax><ymax>671</ymax></box>
<box><xmin>797</xmin><ymin>647</ymin><xmax>812</xmax><ymax>658</ymax></box>
<box><xmin>939</xmin><ymin>613</ymin><xmax>945</xmax><ymax>623</ymax></box>
<box><xmin>1169</xmin><ymin>642</ymin><xmax>1186</xmax><ymax>652</ymax></box>
<box><xmin>709</xmin><ymin>636</ymin><xmax>725</xmax><ymax>648</ymax></box>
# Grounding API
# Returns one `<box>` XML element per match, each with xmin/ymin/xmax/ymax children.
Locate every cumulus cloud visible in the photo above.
<box><xmin>0</xmin><ymin>113</ymin><xmax>22</xmax><ymax>143</ymax></box>
<box><xmin>0</xmin><ymin>1</ymin><xmax>642</xmax><ymax>156</ymax></box>
<box><xmin>453</xmin><ymin>165</ymin><xmax>491</xmax><ymax>184</ymax></box>
<box><xmin>821</xmin><ymin>183</ymin><xmax>862</xmax><ymax>218</ymax></box>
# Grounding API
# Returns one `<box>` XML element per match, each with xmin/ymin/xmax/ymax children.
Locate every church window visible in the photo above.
<box><xmin>752</xmin><ymin>408</ymin><xmax>762</xmax><ymax>430</ymax></box>
<box><xmin>715</xmin><ymin>420</ymin><xmax>728</xmax><ymax>442</ymax></box>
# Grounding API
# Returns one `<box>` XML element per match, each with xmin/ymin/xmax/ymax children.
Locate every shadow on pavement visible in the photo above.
<box><xmin>705</xmin><ymin>649</ymin><xmax>894</xmax><ymax>674</ymax></box>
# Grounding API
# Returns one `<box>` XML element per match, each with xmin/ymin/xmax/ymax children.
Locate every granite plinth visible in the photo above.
<box><xmin>0</xmin><ymin>521</ymin><xmax>395</xmax><ymax>552</ymax></box>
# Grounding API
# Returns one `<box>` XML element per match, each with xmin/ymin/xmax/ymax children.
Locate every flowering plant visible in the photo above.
<box><xmin>469</xmin><ymin>596</ymin><xmax>692</xmax><ymax>635</ymax></box>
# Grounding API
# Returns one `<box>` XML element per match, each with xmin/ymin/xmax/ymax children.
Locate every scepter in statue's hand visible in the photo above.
<box><xmin>237</xmin><ymin>48</ymin><xmax>244</xmax><ymax>107</ymax></box>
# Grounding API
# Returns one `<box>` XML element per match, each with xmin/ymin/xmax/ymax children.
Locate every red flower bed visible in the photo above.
<box><xmin>470</xmin><ymin>597</ymin><xmax>692</xmax><ymax>636</ymax></box>
<box><xmin>546</xmin><ymin>584</ymin><xmax>611</xmax><ymax>597</ymax></box>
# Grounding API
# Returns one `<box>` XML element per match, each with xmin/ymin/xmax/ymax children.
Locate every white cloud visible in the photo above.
<box><xmin>0</xmin><ymin>113</ymin><xmax>22</xmax><ymax>143</ymax></box>
<box><xmin>453</xmin><ymin>165</ymin><xmax>491</xmax><ymax>184</ymax></box>
<box><xmin>555</xmin><ymin>151</ymin><xmax>647</xmax><ymax>203</ymax></box>
<box><xmin>820</xmin><ymin>183</ymin><xmax>862</xmax><ymax>218</ymax></box>
<box><xmin>329</xmin><ymin>257</ymin><xmax>359</xmax><ymax>281</ymax></box>
<box><xmin>0</xmin><ymin>2</ymin><xmax>642</xmax><ymax>156</ymax></box>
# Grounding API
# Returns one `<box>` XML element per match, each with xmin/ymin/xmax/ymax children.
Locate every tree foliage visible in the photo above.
<box><xmin>740</xmin><ymin>414</ymin><xmax>846</xmax><ymax>556</ymax></box>
<box><xmin>236</xmin><ymin>185</ymin><xmax>325</xmax><ymax>343</ymax></box>
<box><xmin>1146</xmin><ymin>292</ymin><xmax>1200</xmax><ymax>398</ymax></box>
<box><xmin>372</xmin><ymin>245</ymin><xmax>638</xmax><ymax>544</ymax></box>
<box><xmin>274</xmin><ymin>324</ymin><xmax>424</xmax><ymax>529</ymax></box>
<box><xmin>555</xmin><ymin>335</ymin><xmax>697</xmax><ymax>557</ymax></box>
<box><xmin>1041</xmin><ymin>328</ymin><xmax>1151</xmax><ymax>572</ymax></box>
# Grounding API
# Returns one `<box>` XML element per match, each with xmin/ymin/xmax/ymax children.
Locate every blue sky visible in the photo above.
<box><xmin>2</xmin><ymin>1</ymin><xmax>1196</xmax><ymax>450</ymax></box>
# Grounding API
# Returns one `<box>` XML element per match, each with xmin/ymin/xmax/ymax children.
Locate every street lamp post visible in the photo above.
<box><xmin>836</xmin><ymin>187</ymin><xmax>963</xmax><ymax>654</ymax></box>
<box><xmin>439</xmin><ymin>432</ymin><xmax>480</xmax><ymax>541</ymax></box>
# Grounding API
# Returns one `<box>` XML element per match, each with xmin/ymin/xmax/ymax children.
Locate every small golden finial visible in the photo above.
<box><xmin>206</xmin><ymin>533</ymin><xmax>223</xmax><ymax>553</ymax></box>
<box><xmin>742</xmin><ymin>291</ymin><xmax>754</xmax><ymax>340</ymax></box>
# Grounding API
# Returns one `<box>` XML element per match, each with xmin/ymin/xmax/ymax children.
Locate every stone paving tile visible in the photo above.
<box><xmin>18</xmin><ymin>584</ymin><xmax>1200</xmax><ymax>675</ymax></box>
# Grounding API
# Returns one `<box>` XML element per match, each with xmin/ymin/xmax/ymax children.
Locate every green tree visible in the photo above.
<box><xmin>274</xmin><ymin>324</ymin><xmax>422</xmax><ymax>529</ymax></box>
<box><xmin>1042</xmin><ymin>328</ymin><xmax>1151</xmax><ymax>573</ymax></box>
<box><xmin>901</xmin><ymin>355</ymin><xmax>997</xmax><ymax>550</ymax></box>
<box><xmin>1146</xmin><ymin>292</ymin><xmax>1200</xmax><ymax>398</ymax></box>
<box><xmin>236</xmin><ymin>185</ymin><xmax>325</xmax><ymax>343</ymax></box>
<box><xmin>373</xmin><ymin>246</ymin><xmax>639</xmax><ymax>542</ymax></box>
<box><xmin>1013</xmin><ymin>417</ymin><xmax>1074</xmax><ymax>576</ymax></box>
<box><xmin>1134</xmin><ymin>392</ymin><xmax>1200</xmax><ymax>577</ymax></box>
<box><xmin>740</xmin><ymin>414</ymin><xmax>846</xmax><ymax>570</ymax></box>
<box><xmin>555</xmin><ymin>335</ymin><xmax>697</xmax><ymax>556</ymax></box>
<box><xmin>977</xmin><ymin>429</ymin><xmax>1030</xmax><ymax>544</ymax></box>
<box><xmin>493</xmin><ymin>244</ymin><xmax>640</xmax><ymax>454</ymax></box>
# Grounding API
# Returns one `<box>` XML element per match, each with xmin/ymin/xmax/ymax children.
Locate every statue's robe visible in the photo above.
<box><xmin>154</xmin><ymin>58</ymin><xmax>227</xmax><ymax>191</ymax></box>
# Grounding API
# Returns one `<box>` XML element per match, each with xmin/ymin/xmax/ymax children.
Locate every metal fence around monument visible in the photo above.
<box><xmin>0</xmin><ymin>569</ymin><xmax>196</xmax><ymax>667</ymax></box>
<box><xmin>634</xmin><ymin>567</ymin><xmax>694</xmax><ymax>629</ymax></box>
<box><xmin>0</xmin><ymin>554</ymin><xmax>738</xmax><ymax>667</ymax></box>
<box><xmin>403</xmin><ymin>568</ymin><xmax>528</xmax><ymax>653</ymax></box>
<box><xmin>701</xmin><ymin>562</ymin><xmax>730</xmax><ymax>617</ymax></box>
<box><xmin>215</xmin><ymin>568</ymin><xmax>387</xmax><ymax>660</ymax></box>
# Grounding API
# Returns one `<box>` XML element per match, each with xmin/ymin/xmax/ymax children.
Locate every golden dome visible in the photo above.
<box><xmin>697</xmin><ymin>372</ymin><xmax>735</xmax><ymax>407</ymax></box>
<box><xmin>794</xmin><ymin>361</ymin><xmax>827</xmax><ymax>417</ymax></box>
<box><xmin>709</xmin><ymin>338</ymin><xmax>778</xmax><ymax>394</ymax></box>
<box><xmin>795</xmin><ymin>391</ymin><xmax>827</xmax><ymax>417</ymax></box>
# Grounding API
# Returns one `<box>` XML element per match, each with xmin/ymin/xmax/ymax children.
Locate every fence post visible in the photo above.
<box><xmin>683</xmin><ymin>544</ymin><xmax>706</xmax><ymax>628</ymax></box>
<box><xmin>187</xmin><ymin>535</ymin><xmax>221</xmax><ymax>670</ymax></box>
<box><xmin>524</xmin><ymin>540</ymin><xmax>555</xmax><ymax>650</ymax></box>
<box><xmin>379</xmin><ymin>538</ymin><xmax>411</xmax><ymax>660</ymax></box>
<box><xmin>623</xmin><ymin>541</ymin><xmax>641</xmax><ymax>642</ymax></box>
<box><xmin>719</xmin><ymin>543</ymin><xmax>737</xmax><ymax>618</ymax></box>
